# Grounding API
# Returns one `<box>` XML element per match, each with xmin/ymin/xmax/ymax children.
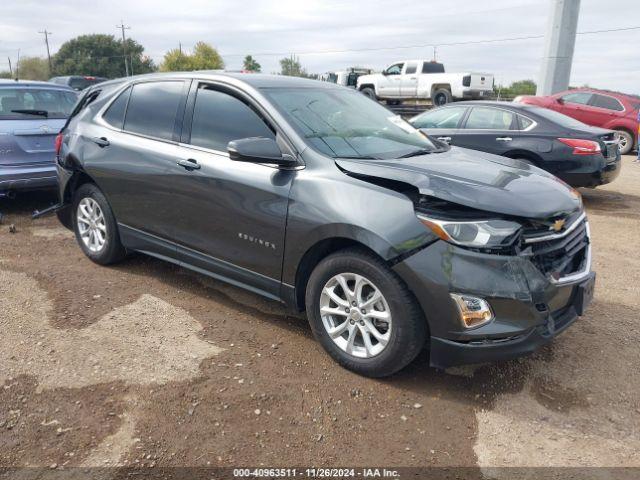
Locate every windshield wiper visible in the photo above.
<box><xmin>11</xmin><ymin>109</ymin><xmax>49</xmax><ymax>118</ymax></box>
<box><xmin>336</xmin><ymin>155</ymin><xmax>382</xmax><ymax>160</ymax></box>
<box><xmin>399</xmin><ymin>148</ymin><xmax>433</xmax><ymax>158</ymax></box>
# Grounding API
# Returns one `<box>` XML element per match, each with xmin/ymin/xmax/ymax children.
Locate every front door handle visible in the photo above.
<box><xmin>91</xmin><ymin>136</ymin><xmax>110</xmax><ymax>148</ymax></box>
<box><xmin>177</xmin><ymin>158</ymin><xmax>201</xmax><ymax>170</ymax></box>
<box><xmin>496</xmin><ymin>137</ymin><xmax>512</xmax><ymax>142</ymax></box>
<box><xmin>437</xmin><ymin>136</ymin><xmax>452</xmax><ymax>143</ymax></box>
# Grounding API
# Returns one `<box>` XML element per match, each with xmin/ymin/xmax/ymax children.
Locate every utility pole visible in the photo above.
<box><xmin>537</xmin><ymin>0</ymin><xmax>581</xmax><ymax>95</ymax></box>
<box><xmin>7</xmin><ymin>57</ymin><xmax>12</xmax><ymax>78</ymax></box>
<box><xmin>38</xmin><ymin>29</ymin><xmax>53</xmax><ymax>74</ymax></box>
<box><xmin>116</xmin><ymin>20</ymin><xmax>130</xmax><ymax>76</ymax></box>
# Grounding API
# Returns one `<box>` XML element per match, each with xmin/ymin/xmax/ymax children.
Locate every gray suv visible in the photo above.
<box><xmin>54</xmin><ymin>72</ymin><xmax>594</xmax><ymax>377</ymax></box>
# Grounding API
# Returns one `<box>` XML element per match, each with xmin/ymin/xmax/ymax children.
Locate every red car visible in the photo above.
<box><xmin>514</xmin><ymin>88</ymin><xmax>639</xmax><ymax>155</ymax></box>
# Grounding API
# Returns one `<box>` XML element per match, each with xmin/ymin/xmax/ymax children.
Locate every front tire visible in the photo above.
<box><xmin>72</xmin><ymin>183</ymin><xmax>126</xmax><ymax>265</ymax></box>
<box><xmin>616</xmin><ymin>130</ymin><xmax>633</xmax><ymax>155</ymax></box>
<box><xmin>305</xmin><ymin>248</ymin><xmax>427</xmax><ymax>377</ymax></box>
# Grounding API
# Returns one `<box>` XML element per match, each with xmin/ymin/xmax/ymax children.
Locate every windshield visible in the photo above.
<box><xmin>263</xmin><ymin>87</ymin><xmax>437</xmax><ymax>159</ymax></box>
<box><xmin>527</xmin><ymin>106</ymin><xmax>590</xmax><ymax>130</ymax></box>
<box><xmin>0</xmin><ymin>88</ymin><xmax>77</xmax><ymax>119</ymax></box>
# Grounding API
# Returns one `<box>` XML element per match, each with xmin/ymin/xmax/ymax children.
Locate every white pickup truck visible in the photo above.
<box><xmin>356</xmin><ymin>60</ymin><xmax>494</xmax><ymax>105</ymax></box>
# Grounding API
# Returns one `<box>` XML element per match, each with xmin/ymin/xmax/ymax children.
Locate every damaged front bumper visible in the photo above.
<box><xmin>392</xmin><ymin>240</ymin><xmax>594</xmax><ymax>368</ymax></box>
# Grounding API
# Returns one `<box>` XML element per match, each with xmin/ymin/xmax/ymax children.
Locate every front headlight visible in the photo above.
<box><xmin>417</xmin><ymin>215</ymin><xmax>521</xmax><ymax>248</ymax></box>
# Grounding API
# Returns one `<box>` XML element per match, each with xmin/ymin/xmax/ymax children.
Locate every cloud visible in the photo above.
<box><xmin>0</xmin><ymin>0</ymin><xmax>638</xmax><ymax>93</ymax></box>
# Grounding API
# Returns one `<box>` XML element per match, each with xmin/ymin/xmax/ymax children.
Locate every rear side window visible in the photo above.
<box><xmin>189</xmin><ymin>85</ymin><xmax>274</xmax><ymax>152</ymax></box>
<box><xmin>124</xmin><ymin>81</ymin><xmax>184</xmax><ymax>141</ymax></box>
<box><xmin>103</xmin><ymin>87</ymin><xmax>131</xmax><ymax>129</ymax></box>
<box><xmin>590</xmin><ymin>94</ymin><xmax>624</xmax><ymax>111</ymax></box>
<box><xmin>465</xmin><ymin>107</ymin><xmax>516</xmax><ymax>130</ymax></box>
<box><xmin>405</xmin><ymin>62</ymin><xmax>418</xmax><ymax>74</ymax></box>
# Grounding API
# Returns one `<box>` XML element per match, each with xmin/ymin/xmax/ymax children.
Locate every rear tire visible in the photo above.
<box><xmin>616</xmin><ymin>130</ymin><xmax>633</xmax><ymax>155</ymax></box>
<box><xmin>72</xmin><ymin>183</ymin><xmax>126</xmax><ymax>265</ymax></box>
<box><xmin>305</xmin><ymin>248</ymin><xmax>427</xmax><ymax>377</ymax></box>
<box><xmin>360</xmin><ymin>87</ymin><xmax>377</xmax><ymax>101</ymax></box>
<box><xmin>432</xmin><ymin>88</ymin><xmax>453</xmax><ymax>106</ymax></box>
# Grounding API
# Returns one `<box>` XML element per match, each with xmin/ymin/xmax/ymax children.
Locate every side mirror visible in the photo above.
<box><xmin>228</xmin><ymin>137</ymin><xmax>296</xmax><ymax>167</ymax></box>
<box><xmin>556</xmin><ymin>97</ymin><xmax>565</xmax><ymax>104</ymax></box>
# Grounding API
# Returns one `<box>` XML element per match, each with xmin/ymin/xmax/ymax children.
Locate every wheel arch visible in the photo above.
<box><xmin>503</xmin><ymin>149</ymin><xmax>544</xmax><ymax>166</ymax></box>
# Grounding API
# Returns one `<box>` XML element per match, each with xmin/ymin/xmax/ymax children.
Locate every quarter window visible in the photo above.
<box><xmin>189</xmin><ymin>86</ymin><xmax>274</xmax><ymax>152</ymax></box>
<box><xmin>465</xmin><ymin>107</ymin><xmax>515</xmax><ymax>130</ymax></box>
<box><xmin>590</xmin><ymin>94</ymin><xmax>624</xmax><ymax>111</ymax></box>
<box><xmin>102</xmin><ymin>87</ymin><xmax>130</xmax><ymax>129</ymax></box>
<box><xmin>412</xmin><ymin>106</ymin><xmax>466</xmax><ymax>129</ymax></box>
<box><xmin>561</xmin><ymin>92</ymin><xmax>592</xmax><ymax>105</ymax></box>
<box><xmin>124</xmin><ymin>81</ymin><xmax>184</xmax><ymax>141</ymax></box>
<box><xmin>518</xmin><ymin>115</ymin><xmax>535</xmax><ymax>130</ymax></box>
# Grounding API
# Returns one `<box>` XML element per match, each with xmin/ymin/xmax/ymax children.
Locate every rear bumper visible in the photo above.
<box><xmin>557</xmin><ymin>155</ymin><xmax>622</xmax><ymax>187</ymax></box>
<box><xmin>0</xmin><ymin>163</ymin><xmax>57</xmax><ymax>194</ymax></box>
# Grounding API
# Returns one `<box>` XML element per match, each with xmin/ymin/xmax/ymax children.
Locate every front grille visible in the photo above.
<box><xmin>522</xmin><ymin>215</ymin><xmax>590</xmax><ymax>282</ymax></box>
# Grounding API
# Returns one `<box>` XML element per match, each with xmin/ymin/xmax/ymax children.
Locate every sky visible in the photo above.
<box><xmin>0</xmin><ymin>0</ymin><xmax>638</xmax><ymax>93</ymax></box>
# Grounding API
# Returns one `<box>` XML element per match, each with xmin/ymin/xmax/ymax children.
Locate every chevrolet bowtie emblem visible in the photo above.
<box><xmin>552</xmin><ymin>219</ymin><xmax>566</xmax><ymax>232</ymax></box>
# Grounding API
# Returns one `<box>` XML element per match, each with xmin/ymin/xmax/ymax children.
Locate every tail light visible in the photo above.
<box><xmin>558</xmin><ymin>138</ymin><xmax>601</xmax><ymax>155</ymax></box>
<box><xmin>54</xmin><ymin>132</ymin><xmax>64</xmax><ymax>156</ymax></box>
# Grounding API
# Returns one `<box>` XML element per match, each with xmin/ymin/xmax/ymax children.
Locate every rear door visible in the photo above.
<box><xmin>83</xmin><ymin>80</ymin><xmax>189</xmax><ymax>245</ymax></box>
<box><xmin>557</xmin><ymin>91</ymin><xmax>593</xmax><ymax>123</ymax></box>
<box><xmin>0</xmin><ymin>87</ymin><xmax>76</xmax><ymax>168</ymax></box>
<box><xmin>411</xmin><ymin>105</ymin><xmax>468</xmax><ymax>146</ymax></box>
<box><xmin>455</xmin><ymin>106</ymin><xmax>518</xmax><ymax>154</ymax></box>
<box><xmin>584</xmin><ymin>93</ymin><xmax>626</xmax><ymax>127</ymax></box>
<box><xmin>399</xmin><ymin>61</ymin><xmax>419</xmax><ymax>98</ymax></box>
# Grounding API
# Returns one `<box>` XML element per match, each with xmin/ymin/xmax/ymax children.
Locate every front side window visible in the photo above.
<box><xmin>264</xmin><ymin>87</ymin><xmax>436</xmax><ymax>160</ymax></box>
<box><xmin>385</xmin><ymin>63</ymin><xmax>403</xmax><ymax>75</ymax></box>
<box><xmin>590</xmin><ymin>94</ymin><xmax>624</xmax><ymax>111</ymax></box>
<box><xmin>102</xmin><ymin>87</ymin><xmax>130</xmax><ymax>129</ymax></box>
<box><xmin>124</xmin><ymin>81</ymin><xmax>184</xmax><ymax>140</ymax></box>
<box><xmin>561</xmin><ymin>92</ymin><xmax>592</xmax><ymax>105</ymax></box>
<box><xmin>405</xmin><ymin>63</ymin><xmax>418</xmax><ymax>75</ymax></box>
<box><xmin>412</xmin><ymin>107</ymin><xmax>466</xmax><ymax>129</ymax></box>
<box><xmin>465</xmin><ymin>107</ymin><xmax>515</xmax><ymax>130</ymax></box>
<box><xmin>0</xmin><ymin>88</ymin><xmax>77</xmax><ymax>119</ymax></box>
<box><xmin>189</xmin><ymin>85</ymin><xmax>274</xmax><ymax>152</ymax></box>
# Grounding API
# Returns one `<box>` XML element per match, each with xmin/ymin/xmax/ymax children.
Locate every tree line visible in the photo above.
<box><xmin>0</xmin><ymin>34</ymin><xmax>314</xmax><ymax>81</ymax></box>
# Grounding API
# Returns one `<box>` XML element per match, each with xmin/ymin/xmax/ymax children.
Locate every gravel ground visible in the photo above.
<box><xmin>0</xmin><ymin>156</ymin><xmax>638</xmax><ymax>474</ymax></box>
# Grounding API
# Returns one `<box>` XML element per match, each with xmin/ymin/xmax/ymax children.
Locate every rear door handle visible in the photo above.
<box><xmin>91</xmin><ymin>136</ymin><xmax>110</xmax><ymax>148</ymax></box>
<box><xmin>496</xmin><ymin>137</ymin><xmax>512</xmax><ymax>141</ymax></box>
<box><xmin>177</xmin><ymin>158</ymin><xmax>201</xmax><ymax>170</ymax></box>
<box><xmin>437</xmin><ymin>136</ymin><xmax>452</xmax><ymax>143</ymax></box>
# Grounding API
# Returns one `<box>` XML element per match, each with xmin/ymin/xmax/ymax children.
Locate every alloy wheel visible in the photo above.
<box><xmin>77</xmin><ymin>197</ymin><xmax>107</xmax><ymax>253</ymax></box>
<box><xmin>319</xmin><ymin>273</ymin><xmax>392</xmax><ymax>358</ymax></box>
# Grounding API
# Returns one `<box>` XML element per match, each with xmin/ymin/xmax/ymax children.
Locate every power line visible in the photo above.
<box><xmin>219</xmin><ymin>25</ymin><xmax>640</xmax><ymax>58</ymax></box>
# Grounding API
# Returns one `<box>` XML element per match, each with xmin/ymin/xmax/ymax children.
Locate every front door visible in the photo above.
<box><xmin>171</xmin><ymin>82</ymin><xmax>295</xmax><ymax>297</ymax></box>
<box><xmin>378</xmin><ymin>63</ymin><xmax>403</xmax><ymax>98</ymax></box>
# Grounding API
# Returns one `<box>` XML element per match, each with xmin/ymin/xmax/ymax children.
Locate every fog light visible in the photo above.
<box><xmin>450</xmin><ymin>294</ymin><xmax>494</xmax><ymax>328</ymax></box>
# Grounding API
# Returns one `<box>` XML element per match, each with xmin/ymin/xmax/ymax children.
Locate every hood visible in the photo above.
<box><xmin>356</xmin><ymin>73</ymin><xmax>378</xmax><ymax>85</ymax></box>
<box><xmin>335</xmin><ymin>147</ymin><xmax>581</xmax><ymax>220</ymax></box>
